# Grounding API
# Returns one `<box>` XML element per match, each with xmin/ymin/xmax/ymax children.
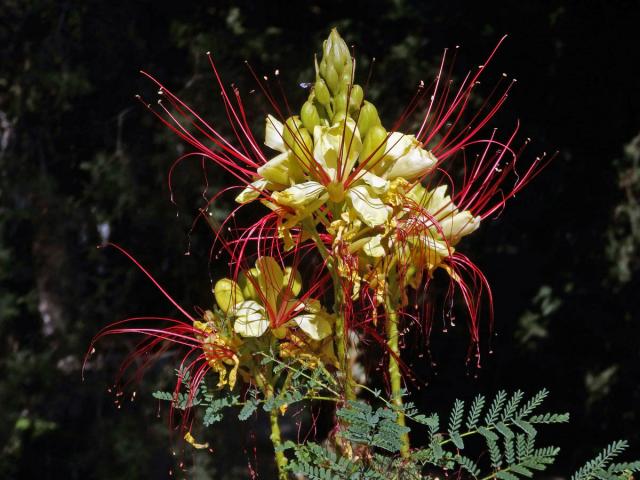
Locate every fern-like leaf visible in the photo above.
<box><xmin>152</xmin><ymin>391</ymin><xmax>174</xmax><ymax>401</ymax></box>
<box><xmin>572</xmin><ymin>440</ymin><xmax>629</xmax><ymax>480</ymax></box>
<box><xmin>448</xmin><ymin>399</ymin><xmax>465</xmax><ymax>448</ymax></box>
<box><xmin>466</xmin><ymin>394</ymin><xmax>486</xmax><ymax>430</ymax></box>
<box><xmin>485</xmin><ymin>391</ymin><xmax>508</xmax><ymax>426</ymax></box>
<box><xmin>456</xmin><ymin>454</ymin><xmax>481</xmax><ymax>477</ymax></box>
<box><xmin>516</xmin><ymin>389</ymin><xmax>548</xmax><ymax>419</ymax></box>
<box><xmin>238</xmin><ymin>399</ymin><xmax>258</xmax><ymax>421</ymax></box>
<box><xmin>501</xmin><ymin>390</ymin><xmax>524</xmax><ymax>422</ymax></box>
<box><xmin>529</xmin><ymin>412</ymin><xmax>570</xmax><ymax>424</ymax></box>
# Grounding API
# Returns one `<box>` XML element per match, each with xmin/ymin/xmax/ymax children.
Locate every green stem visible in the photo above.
<box><xmin>334</xmin><ymin>289</ymin><xmax>355</xmax><ymax>401</ymax></box>
<box><xmin>303</xmin><ymin>219</ymin><xmax>354</xmax><ymax>401</ymax></box>
<box><xmin>268</xmin><ymin>406</ymin><xmax>288</xmax><ymax>480</ymax></box>
<box><xmin>385</xmin><ymin>271</ymin><xmax>410</xmax><ymax>457</ymax></box>
<box><xmin>253</xmin><ymin>366</ymin><xmax>288</xmax><ymax>479</ymax></box>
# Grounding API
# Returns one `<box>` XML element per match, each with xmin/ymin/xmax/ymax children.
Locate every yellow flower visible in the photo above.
<box><xmin>377</xmin><ymin>132</ymin><xmax>438</xmax><ymax>180</ymax></box>
<box><xmin>213</xmin><ymin>257</ymin><xmax>334</xmax><ymax>342</ymax></box>
<box><xmin>193</xmin><ymin>312</ymin><xmax>240</xmax><ymax>389</ymax></box>
<box><xmin>407</xmin><ymin>183</ymin><xmax>481</xmax><ymax>245</ymax></box>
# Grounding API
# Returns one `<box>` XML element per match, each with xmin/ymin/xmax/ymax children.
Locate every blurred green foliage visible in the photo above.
<box><xmin>1</xmin><ymin>0</ymin><xmax>639</xmax><ymax>478</ymax></box>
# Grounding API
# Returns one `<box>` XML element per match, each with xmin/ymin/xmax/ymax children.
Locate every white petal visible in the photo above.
<box><xmin>235</xmin><ymin>179</ymin><xmax>268</xmax><ymax>204</ymax></box>
<box><xmin>265</xmin><ymin>114</ymin><xmax>286</xmax><ymax>152</ymax></box>
<box><xmin>347</xmin><ymin>185</ymin><xmax>390</xmax><ymax>227</ymax></box>
<box><xmin>294</xmin><ymin>313</ymin><xmax>332</xmax><ymax>340</ymax></box>
<box><xmin>233</xmin><ymin>300</ymin><xmax>269</xmax><ymax>337</ymax></box>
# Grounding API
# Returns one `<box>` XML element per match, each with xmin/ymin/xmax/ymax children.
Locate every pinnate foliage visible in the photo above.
<box><xmin>284</xmin><ymin>390</ymin><xmax>638</xmax><ymax>480</ymax></box>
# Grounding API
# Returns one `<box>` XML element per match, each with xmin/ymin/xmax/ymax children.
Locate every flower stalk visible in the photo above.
<box><xmin>385</xmin><ymin>270</ymin><xmax>410</xmax><ymax>457</ymax></box>
<box><xmin>268</xmin><ymin>395</ymin><xmax>288</xmax><ymax>479</ymax></box>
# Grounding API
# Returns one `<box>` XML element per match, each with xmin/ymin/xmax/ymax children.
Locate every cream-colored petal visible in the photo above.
<box><xmin>283</xmin><ymin>267</ymin><xmax>303</xmax><ymax>296</ymax></box>
<box><xmin>312</xmin><ymin>118</ymin><xmax>362</xmax><ymax>180</ymax></box>
<box><xmin>406</xmin><ymin>181</ymin><xmax>428</xmax><ymax>205</ymax></box>
<box><xmin>386</xmin><ymin>145</ymin><xmax>437</xmax><ymax>180</ymax></box>
<box><xmin>437</xmin><ymin>211</ymin><xmax>481</xmax><ymax>240</ymax></box>
<box><xmin>257</xmin><ymin>151</ymin><xmax>292</xmax><ymax>186</ymax></box>
<box><xmin>272</xmin><ymin>181</ymin><xmax>325</xmax><ymax>208</ymax></box>
<box><xmin>363</xmin><ymin>234</ymin><xmax>386</xmax><ymax>257</ymax></box>
<box><xmin>412</xmin><ymin>234</ymin><xmax>452</xmax><ymax>258</ymax></box>
<box><xmin>385</xmin><ymin>132</ymin><xmax>413</xmax><ymax>159</ymax></box>
<box><xmin>423</xmin><ymin>185</ymin><xmax>456</xmax><ymax>220</ymax></box>
<box><xmin>347</xmin><ymin>185</ymin><xmax>390</xmax><ymax>227</ymax></box>
<box><xmin>265</xmin><ymin>114</ymin><xmax>286</xmax><ymax>152</ymax></box>
<box><xmin>233</xmin><ymin>300</ymin><xmax>269</xmax><ymax>337</ymax></box>
<box><xmin>235</xmin><ymin>179</ymin><xmax>269</xmax><ymax>204</ymax></box>
<box><xmin>294</xmin><ymin>313</ymin><xmax>332</xmax><ymax>341</ymax></box>
<box><xmin>359</xmin><ymin>171</ymin><xmax>389</xmax><ymax>195</ymax></box>
<box><xmin>256</xmin><ymin>256</ymin><xmax>284</xmax><ymax>312</ymax></box>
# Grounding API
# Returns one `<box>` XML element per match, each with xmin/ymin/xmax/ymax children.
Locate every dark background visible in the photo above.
<box><xmin>1</xmin><ymin>1</ymin><xmax>639</xmax><ymax>478</ymax></box>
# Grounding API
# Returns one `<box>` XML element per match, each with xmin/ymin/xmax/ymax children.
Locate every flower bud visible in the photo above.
<box><xmin>323</xmin><ymin>63</ymin><xmax>339</xmax><ymax>93</ymax></box>
<box><xmin>314</xmin><ymin>79</ymin><xmax>331</xmax><ymax>106</ymax></box>
<box><xmin>238</xmin><ymin>268</ymin><xmax>259</xmax><ymax>300</ymax></box>
<box><xmin>333</xmin><ymin>89</ymin><xmax>348</xmax><ymax>116</ymax></box>
<box><xmin>348</xmin><ymin>84</ymin><xmax>364</xmax><ymax>111</ymax></box>
<box><xmin>356</xmin><ymin>101</ymin><xmax>381</xmax><ymax>137</ymax></box>
<box><xmin>214</xmin><ymin>278</ymin><xmax>244</xmax><ymax>313</ymax></box>
<box><xmin>301</xmin><ymin>101</ymin><xmax>321</xmax><ymax>132</ymax></box>
<box><xmin>272</xmin><ymin>326</ymin><xmax>288</xmax><ymax>339</ymax></box>
<box><xmin>331</xmin><ymin>110</ymin><xmax>347</xmax><ymax>125</ymax></box>
<box><xmin>319</xmin><ymin>57</ymin><xmax>327</xmax><ymax>76</ymax></box>
<box><xmin>360</xmin><ymin>125</ymin><xmax>388</xmax><ymax>167</ymax></box>
<box><xmin>331</xmin><ymin>44</ymin><xmax>344</xmax><ymax>75</ymax></box>
<box><xmin>323</xmin><ymin>28</ymin><xmax>351</xmax><ymax>76</ymax></box>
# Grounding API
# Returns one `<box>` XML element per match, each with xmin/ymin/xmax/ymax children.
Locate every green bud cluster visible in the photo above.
<box><xmin>281</xmin><ymin>29</ymin><xmax>389</xmax><ymax>171</ymax></box>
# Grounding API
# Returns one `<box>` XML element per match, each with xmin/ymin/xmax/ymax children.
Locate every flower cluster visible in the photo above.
<box><xmin>232</xmin><ymin>30</ymin><xmax>492</xmax><ymax>319</ymax></box>
<box><xmin>89</xmin><ymin>29</ymin><xmax>548</xmax><ymax>474</ymax></box>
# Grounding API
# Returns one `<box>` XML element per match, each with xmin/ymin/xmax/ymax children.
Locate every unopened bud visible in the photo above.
<box><xmin>324</xmin><ymin>63</ymin><xmax>339</xmax><ymax>93</ymax></box>
<box><xmin>348</xmin><ymin>84</ymin><xmax>364</xmax><ymax>111</ymax></box>
<box><xmin>341</xmin><ymin>69</ymin><xmax>353</xmax><ymax>85</ymax></box>
<box><xmin>239</xmin><ymin>269</ymin><xmax>259</xmax><ymax>300</ymax></box>
<box><xmin>301</xmin><ymin>101</ymin><xmax>321</xmax><ymax>132</ymax></box>
<box><xmin>360</xmin><ymin>125</ymin><xmax>387</xmax><ymax>167</ymax></box>
<box><xmin>334</xmin><ymin>90</ymin><xmax>348</xmax><ymax>116</ymax></box>
<box><xmin>314</xmin><ymin>79</ymin><xmax>331</xmax><ymax>106</ymax></box>
<box><xmin>319</xmin><ymin>57</ymin><xmax>328</xmax><ymax>76</ymax></box>
<box><xmin>324</xmin><ymin>28</ymin><xmax>351</xmax><ymax>75</ymax></box>
<box><xmin>331</xmin><ymin>110</ymin><xmax>347</xmax><ymax>125</ymax></box>
<box><xmin>272</xmin><ymin>326</ymin><xmax>288</xmax><ymax>339</ymax></box>
<box><xmin>356</xmin><ymin>101</ymin><xmax>381</xmax><ymax>137</ymax></box>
